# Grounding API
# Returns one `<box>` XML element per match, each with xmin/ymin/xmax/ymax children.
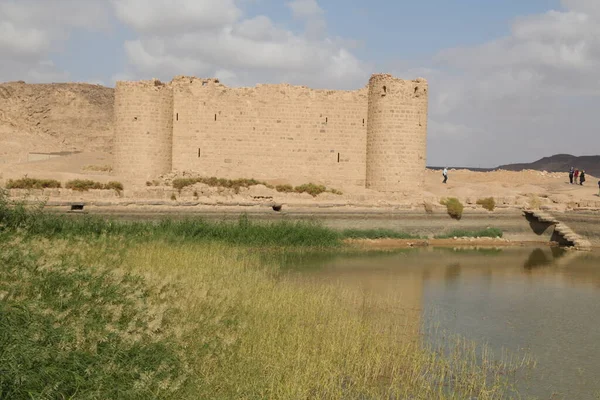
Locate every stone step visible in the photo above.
<box><xmin>524</xmin><ymin>209</ymin><xmax>591</xmax><ymax>250</ymax></box>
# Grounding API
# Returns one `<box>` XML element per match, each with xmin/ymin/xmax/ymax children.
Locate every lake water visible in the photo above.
<box><xmin>283</xmin><ymin>246</ymin><xmax>600</xmax><ymax>400</ymax></box>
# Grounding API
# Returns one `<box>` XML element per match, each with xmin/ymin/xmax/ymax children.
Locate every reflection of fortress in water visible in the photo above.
<box><xmin>287</xmin><ymin>247</ymin><xmax>599</xmax><ymax>338</ymax></box>
<box><xmin>290</xmin><ymin>247</ymin><xmax>600</xmax><ymax>399</ymax></box>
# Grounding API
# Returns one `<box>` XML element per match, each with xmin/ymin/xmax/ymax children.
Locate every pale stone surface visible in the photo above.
<box><xmin>113</xmin><ymin>74</ymin><xmax>428</xmax><ymax>191</ymax></box>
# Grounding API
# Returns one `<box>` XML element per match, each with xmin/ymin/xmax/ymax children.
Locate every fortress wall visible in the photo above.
<box><xmin>366</xmin><ymin>74</ymin><xmax>428</xmax><ymax>192</ymax></box>
<box><xmin>114</xmin><ymin>80</ymin><xmax>173</xmax><ymax>182</ymax></box>
<box><xmin>171</xmin><ymin>77</ymin><xmax>368</xmax><ymax>188</ymax></box>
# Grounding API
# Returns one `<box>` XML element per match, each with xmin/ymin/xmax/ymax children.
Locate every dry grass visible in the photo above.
<box><xmin>65</xmin><ymin>179</ymin><xmax>123</xmax><ymax>192</ymax></box>
<box><xmin>0</xmin><ymin>195</ymin><xmax>533</xmax><ymax>399</ymax></box>
<box><xmin>172</xmin><ymin>176</ymin><xmax>342</xmax><ymax>197</ymax></box>
<box><xmin>82</xmin><ymin>164</ymin><xmax>113</xmax><ymax>173</ymax></box>
<box><xmin>528</xmin><ymin>195</ymin><xmax>542</xmax><ymax>210</ymax></box>
<box><xmin>121</xmin><ymin>242</ymin><xmax>532</xmax><ymax>399</ymax></box>
<box><xmin>440</xmin><ymin>197</ymin><xmax>464</xmax><ymax>220</ymax></box>
<box><xmin>477</xmin><ymin>197</ymin><xmax>496</xmax><ymax>211</ymax></box>
<box><xmin>6</xmin><ymin>177</ymin><xmax>61</xmax><ymax>189</ymax></box>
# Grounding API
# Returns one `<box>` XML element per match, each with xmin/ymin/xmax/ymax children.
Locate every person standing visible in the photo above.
<box><xmin>569</xmin><ymin>166</ymin><xmax>574</xmax><ymax>184</ymax></box>
<box><xmin>574</xmin><ymin>169</ymin><xmax>580</xmax><ymax>184</ymax></box>
<box><xmin>442</xmin><ymin>167</ymin><xmax>448</xmax><ymax>184</ymax></box>
<box><xmin>579</xmin><ymin>170</ymin><xmax>586</xmax><ymax>185</ymax></box>
<box><xmin>598</xmin><ymin>180</ymin><xmax>600</xmax><ymax>196</ymax></box>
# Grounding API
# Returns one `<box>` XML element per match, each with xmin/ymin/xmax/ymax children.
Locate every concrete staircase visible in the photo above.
<box><xmin>524</xmin><ymin>210</ymin><xmax>592</xmax><ymax>250</ymax></box>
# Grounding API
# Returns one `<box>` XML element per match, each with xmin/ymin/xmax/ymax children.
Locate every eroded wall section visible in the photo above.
<box><xmin>114</xmin><ymin>80</ymin><xmax>173</xmax><ymax>182</ymax></box>
<box><xmin>366</xmin><ymin>74</ymin><xmax>428</xmax><ymax>192</ymax></box>
<box><xmin>171</xmin><ymin>77</ymin><xmax>368</xmax><ymax>188</ymax></box>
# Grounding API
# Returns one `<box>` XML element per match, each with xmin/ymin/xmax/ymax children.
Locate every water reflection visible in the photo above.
<box><xmin>282</xmin><ymin>247</ymin><xmax>600</xmax><ymax>400</ymax></box>
<box><xmin>523</xmin><ymin>248</ymin><xmax>552</xmax><ymax>270</ymax></box>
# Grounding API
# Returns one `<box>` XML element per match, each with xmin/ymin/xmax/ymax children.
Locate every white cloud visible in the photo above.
<box><xmin>0</xmin><ymin>0</ymin><xmax>111</xmax><ymax>82</ymax></box>
<box><xmin>287</xmin><ymin>0</ymin><xmax>323</xmax><ymax>19</ymax></box>
<box><xmin>110</xmin><ymin>0</ymin><xmax>241</xmax><ymax>34</ymax></box>
<box><xmin>113</xmin><ymin>0</ymin><xmax>367</xmax><ymax>89</ymax></box>
<box><xmin>412</xmin><ymin>1</ymin><xmax>600</xmax><ymax>167</ymax></box>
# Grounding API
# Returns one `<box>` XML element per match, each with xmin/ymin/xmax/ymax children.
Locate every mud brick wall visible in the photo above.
<box><xmin>366</xmin><ymin>74</ymin><xmax>428</xmax><ymax>192</ymax></box>
<box><xmin>171</xmin><ymin>77</ymin><xmax>369</xmax><ymax>188</ymax></box>
<box><xmin>114</xmin><ymin>80</ymin><xmax>173</xmax><ymax>182</ymax></box>
<box><xmin>113</xmin><ymin>74</ymin><xmax>428</xmax><ymax>191</ymax></box>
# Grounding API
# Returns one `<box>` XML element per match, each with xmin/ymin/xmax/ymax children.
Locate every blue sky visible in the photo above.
<box><xmin>1</xmin><ymin>0</ymin><xmax>598</xmax><ymax>167</ymax></box>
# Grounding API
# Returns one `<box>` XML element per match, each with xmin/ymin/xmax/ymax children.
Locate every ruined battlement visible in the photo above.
<box><xmin>114</xmin><ymin>73</ymin><xmax>428</xmax><ymax>191</ymax></box>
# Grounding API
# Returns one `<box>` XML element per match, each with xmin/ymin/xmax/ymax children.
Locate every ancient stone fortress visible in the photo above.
<box><xmin>114</xmin><ymin>73</ymin><xmax>428</xmax><ymax>192</ymax></box>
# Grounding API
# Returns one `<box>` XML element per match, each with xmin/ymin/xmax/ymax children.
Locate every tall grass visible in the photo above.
<box><xmin>121</xmin><ymin>242</ymin><xmax>531</xmax><ymax>399</ymax></box>
<box><xmin>0</xmin><ymin>191</ymin><xmax>531</xmax><ymax>399</ymax></box>
<box><xmin>0</xmin><ymin>204</ymin><xmax>340</xmax><ymax>248</ymax></box>
<box><xmin>0</xmin><ymin>238</ymin><xmax>188</xmax><ymax>399</ymax></box>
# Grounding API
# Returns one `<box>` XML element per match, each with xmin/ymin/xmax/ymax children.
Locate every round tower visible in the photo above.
<box><xmin>114</xmin><ymin>79</ymin><xmax>173</xmax><ymax>184</ymax></box>
<box><xmin>365</xmin><ymin>74</ymin><xmax>428</xmax><ymax>192</ymax></box>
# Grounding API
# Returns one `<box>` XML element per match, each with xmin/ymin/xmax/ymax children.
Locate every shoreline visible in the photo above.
<box><xmin>344</xmin><ymin>237</ymin><xmax>576</xmax><ymax>250</ymax></box>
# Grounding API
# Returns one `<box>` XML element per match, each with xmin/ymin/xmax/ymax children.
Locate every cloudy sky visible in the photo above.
<box><xmin>1</xmin><ymin>0</ymin><xmax>598</xmax><ymax>167</ymax></box>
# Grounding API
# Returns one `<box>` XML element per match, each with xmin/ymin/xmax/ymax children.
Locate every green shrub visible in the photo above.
<box><xmin>65</xmin><ymin>180</ymin><xmax>123</xmax><ymax>192</ymax></box>
<box><xmin>6</xmin><ymin>177</ymin><xmax>61</xmax><ymax>189</ymax></box>
<box><xmin>476</xmin><ymin>197</ymin><xmax>496</xmax><ymax>211</ymax></box>
<box><xmin>440</xmin><ymin>197</ymin><xmax>464</xmax><ymax>220</ymax></box>
<box><xmin>171</xmin><ymin>193</ymin><xmax>177</xmax><ymax>201</ymax></box>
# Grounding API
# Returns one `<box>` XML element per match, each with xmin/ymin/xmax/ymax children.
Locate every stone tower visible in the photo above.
<box><xmin>365</xmin><ymin>74</ymin><xmax>428</xmax><ymax>192</ymax></box>
<box><xmin>114</xmin><ymin>79</ymin><xmax>174</xmax><ymax>183</ymax></box>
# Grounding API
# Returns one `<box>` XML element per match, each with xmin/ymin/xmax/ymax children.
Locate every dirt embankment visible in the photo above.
<box><xmin>0</xmin><ymin>81</ymin><xmax>114</xmax><ymax>164</ymax></box>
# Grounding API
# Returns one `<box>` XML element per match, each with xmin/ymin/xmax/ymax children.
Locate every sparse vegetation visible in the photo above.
<box><xmin>476</xmin><ymin>197</ymin><xmax>496</xmax><ymax>211</ymax></box>
<box><xmin>0</xmin><ymin>193</ymin><xmax>534</xmax><ymax>399</ymax></box>
<box><xmin>65</xmin><ymin>179</ymin><xmax>123</xmax><ymax>193</ymax></box>
<box><xmin>5</xmin><ymin>177</ymin><xmax>61</xmax><ymax>189</ymax></box>
<box><xmin>146</xmin><ymin>180</ymin><xmax>161</xmax><ymax>187</ymax></box>
<box><xmin>170</xmin><ymin>193</ymin><xmax>177</xmax><ymax>201</ymax></box>
<box><xmin>293</xmin><ymin>183</ymin><xmax>327</xmax><ymax>197</ymax></box>
<box><xmin>82</xmin><ymin>164</ymin><xmax>112</xmax><ymax>172</ymax></box>
<box><xmin>440</xmin><ymin>197</ymin><xmax>464</xmax><ymax>220</ymax></box>
<box><xmin>275</xmin><ymin>184</ymin><xmax>294</xmax><ymax>193</ymax></box>
<box><xmin>172</xmin><ymin>177</ymin><xmax>262</xmax><ymax>193</ymax></box>
<box><xmin>434</xmin><ymin>227</ymin><xmax>503</xmax><ymax>239</ymax></box>
<box><xmin>172</xmin><ymin>176</ymin><xmax>342</xmax><ymax>197</ymax></box>
<box><xmin>528</xmin><ymin>195</ymin><xmax>542</xmax><ymax>210</ymax></box>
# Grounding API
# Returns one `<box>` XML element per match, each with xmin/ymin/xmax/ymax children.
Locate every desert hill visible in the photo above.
<box><xmin>0</xmin><ymin>81</ymin><xmax>114</xmax><ymax>164</ymax></box>
<box><xmin>498</xmin><ymin>154</ymin><xmax>600</xmax><ymax>178</ymax></box>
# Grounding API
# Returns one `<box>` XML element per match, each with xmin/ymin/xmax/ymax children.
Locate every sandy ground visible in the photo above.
<box><xmin>1</xmin><ymin>151</ymin><xmax>599</xmax><ymax>213</ymax></box>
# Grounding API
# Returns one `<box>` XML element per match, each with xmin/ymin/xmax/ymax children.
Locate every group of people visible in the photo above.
<box><xmin>568</xmin><ymin>167</ymin><xmax>586</xmax><ymax>185</ymax></box>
